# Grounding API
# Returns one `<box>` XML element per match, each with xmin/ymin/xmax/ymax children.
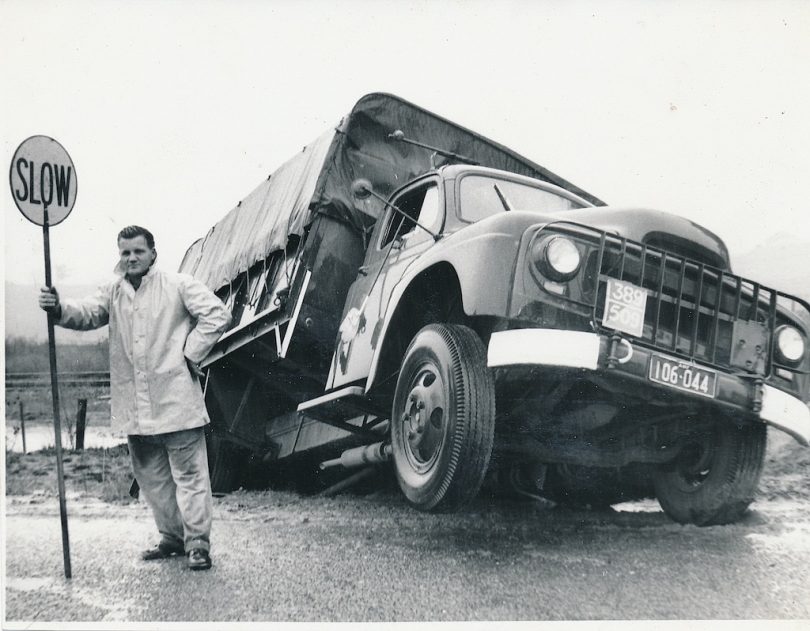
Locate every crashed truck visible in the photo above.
<box><xmin>180</xmin><ymin>93</ymin><xmax>810</xmax><ymax>525</ymax></box>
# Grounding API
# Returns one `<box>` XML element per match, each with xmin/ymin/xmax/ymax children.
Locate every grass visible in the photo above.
<box><xmin>5</xmin><ymin>444</ymin><xmax>135</xmax><ymax>504</ymax></box>
<box><xmin>6</xmin><ymin>385</ymin><xmax>111</xmax><ymax>427</ymax></box>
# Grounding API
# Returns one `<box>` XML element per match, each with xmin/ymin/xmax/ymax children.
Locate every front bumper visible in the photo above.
<box><xmin>487</xmin><ymin>328</ymin><xmax>810</xmax><ymax>446</ymax></box>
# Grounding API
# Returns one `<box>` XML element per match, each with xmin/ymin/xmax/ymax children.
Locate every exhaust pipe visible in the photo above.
<box><xmin>319</xmin><ymin>442</ymin><xmax>392</xmax><ymax>470</ymax></box>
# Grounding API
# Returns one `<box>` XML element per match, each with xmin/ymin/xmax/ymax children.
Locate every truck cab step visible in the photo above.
<box><xmin>297</xmin><ymin>385</ymin><xmax>383</xmax><ymax>423</ymax></box>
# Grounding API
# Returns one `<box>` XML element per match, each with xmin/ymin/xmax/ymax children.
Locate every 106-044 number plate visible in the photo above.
<box><xmin>648</xmin><ymin>354</ymin><xmax>717</xmax><ymax>399</ymax></box>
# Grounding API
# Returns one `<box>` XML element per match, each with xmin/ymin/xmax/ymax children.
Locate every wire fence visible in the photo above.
<box><xmin>6</xmin><ymin>371</ymin><xmax>110</xmax><ymax>390</ymax></box>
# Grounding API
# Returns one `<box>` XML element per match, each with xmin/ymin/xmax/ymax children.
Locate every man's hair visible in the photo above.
<box><xmin>118</xmin><ymin>225</ymin><xmax>155</xmax><ymax>249</ymax></box>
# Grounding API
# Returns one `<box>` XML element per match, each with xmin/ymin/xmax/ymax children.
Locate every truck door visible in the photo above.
<box><xmin>327</xmin><ymin>178</ymin><xmax>443</xmax><ymax>388</ymax></box>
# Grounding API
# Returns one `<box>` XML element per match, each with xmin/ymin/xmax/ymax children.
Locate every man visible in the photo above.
<box><xmin>39</xmin><ymin>225</ymin><xmax>231</xmax><ymax>571</ymax></box>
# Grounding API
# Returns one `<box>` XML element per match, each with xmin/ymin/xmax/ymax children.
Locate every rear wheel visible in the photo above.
<box><xmin>653</xmin><ymin>419</ymin><xmax>766</xmax><ymax>526</ymax></box>
<box><xmin>391</xmin><ymin>324</ymin><xmax>495</xmax><ymax>512</ymax></box>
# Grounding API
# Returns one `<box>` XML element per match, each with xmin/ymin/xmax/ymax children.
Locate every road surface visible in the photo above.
<box><xmin>4</xmin><ymin>487</ymin><xmax>810</xmax><ymax>623</ymax></box>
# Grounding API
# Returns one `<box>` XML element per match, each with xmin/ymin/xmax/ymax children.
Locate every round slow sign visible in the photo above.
<box><xmin>9</xmin><ymin>135</ymin><xmax>77</xmax><ymax>226</ymax></box>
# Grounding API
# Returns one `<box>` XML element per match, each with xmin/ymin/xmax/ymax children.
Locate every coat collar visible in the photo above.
<box><xmin>114</xmin><ymin>261</ymin><xmax>159</xmax><ymax>289</ymax></box>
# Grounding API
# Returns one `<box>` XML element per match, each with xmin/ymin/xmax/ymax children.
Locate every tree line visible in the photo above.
<box><xmin>5</xmin><ymin>336</ymin><xmax>109</xmax><ymax>373</ymax></box>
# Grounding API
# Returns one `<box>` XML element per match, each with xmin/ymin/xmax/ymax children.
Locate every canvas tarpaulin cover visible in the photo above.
<box><xmin>179</xmin><ymin>92</ymin><xmax>603</xmax><ymax>290</ymax></box>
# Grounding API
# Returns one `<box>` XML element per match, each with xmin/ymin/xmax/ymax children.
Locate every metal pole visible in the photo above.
<box><xmin>316</xmin><ymin>466</ymin><xmax>377</xmax><ymax>498</ymax></box>
<box><xmin>43</xmin><ymin>212</ymin><xmax>72</xmax><ymax>579</ymax></box>
<box><xmin>20</xmin><ymin>401</ymin><xmax>27</xmax><ymax>454</ymax></box>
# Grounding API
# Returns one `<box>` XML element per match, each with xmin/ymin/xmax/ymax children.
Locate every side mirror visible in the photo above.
<box><xmin>351</xmin><ymin>178</ymin><xmax>373</xmax><ymax>200</ymax></box>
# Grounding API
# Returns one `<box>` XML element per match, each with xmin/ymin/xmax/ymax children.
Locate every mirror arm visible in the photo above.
<box><xmin>388</xmin><ymin>130</ymin><xmax>480</xmax><ymax>166</ymax></box>
<box><xmin>356</xmin><ymin>184</ymin><xmax>440</xmax><ymax>241</ymax></box>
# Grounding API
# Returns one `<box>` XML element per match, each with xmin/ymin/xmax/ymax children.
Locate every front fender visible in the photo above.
<box><xmin>364</xmin><ymin>229</ymin><xmax>522</xmax><ymax>392</ymax></box>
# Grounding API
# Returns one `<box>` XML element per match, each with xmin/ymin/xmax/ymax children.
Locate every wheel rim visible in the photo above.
<box><xmin>400</xmin><ymin>361</ymin><xmax>447</xmax><ymax>474</ymax></box>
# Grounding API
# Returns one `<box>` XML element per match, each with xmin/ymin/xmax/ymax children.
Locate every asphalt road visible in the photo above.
<box><xmin>4</xmin><ymin>487</ymin><xmax>810</xmax><ymax>623</ymax></box>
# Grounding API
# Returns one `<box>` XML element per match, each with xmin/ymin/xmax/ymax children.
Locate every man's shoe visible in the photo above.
<box><xmin>187</xmin><ymin>548</ymin><xmax>212</xmax><ymax>571</ymax></box>
<box><xmin>141</xmin><ymin>541</ymin><xmax>184</xmax><ymax>561</ymax></box>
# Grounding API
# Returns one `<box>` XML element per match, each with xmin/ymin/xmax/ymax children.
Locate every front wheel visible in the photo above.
<box><xmin>391</xmin><ymin>324</ymin><xmax>496</xmax><ymax>512</ymax></box>
<box><xmin>653</xmin><ymin>418</ymin><xmax>766</xmax><ymax>526</ymax></box>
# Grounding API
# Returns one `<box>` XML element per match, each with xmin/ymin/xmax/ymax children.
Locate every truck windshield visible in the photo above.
<box><xmin>459</xmin><ymin>175</ymin><xmax>585</xmax><ymax>222</ymax></box>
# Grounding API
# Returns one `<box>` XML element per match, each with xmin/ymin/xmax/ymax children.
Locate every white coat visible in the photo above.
<box><xmin>58</xmin><ymin>265</ymin><xmax>231</xmax><ymax>435</ymax></box>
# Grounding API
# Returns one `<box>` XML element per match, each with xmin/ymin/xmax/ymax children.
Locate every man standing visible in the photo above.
<box><xmin>38</xmin><ymin>225</ymin><xmax>231</xmax><ymax>571</ymax></box>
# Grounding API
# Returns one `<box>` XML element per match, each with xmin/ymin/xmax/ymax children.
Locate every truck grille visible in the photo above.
<box><xmin>546</xmin><ymin>224</ymin><xmax>810</xmax><ymax>376</ymax></box>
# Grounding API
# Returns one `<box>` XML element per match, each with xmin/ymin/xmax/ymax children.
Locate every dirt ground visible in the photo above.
<box><xmin>5</xmin><ymin>422</ymin><xmax>808</xmax><ymax>505</ymax></box>
<box><xmin>759</xmin><ymin>430</ymin><xmax>810</xmax><ymax>501</ymax></box>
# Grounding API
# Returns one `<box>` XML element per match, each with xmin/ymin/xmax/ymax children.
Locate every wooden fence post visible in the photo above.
<box><xmin>20</xmin><ymin>401</ymin><xmax>27</xmax><ymax>454</ymax></box>
<box><xmin>75</xmin><ymin>398</ymin><xmax>88</xmax><ymax>451</ymax></box>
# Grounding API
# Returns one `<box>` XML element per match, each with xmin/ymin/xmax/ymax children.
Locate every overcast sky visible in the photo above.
<box><xmin>2</xmin><ymin>0</ymin><xmax>809</xmax><ymax>294</ymax></box>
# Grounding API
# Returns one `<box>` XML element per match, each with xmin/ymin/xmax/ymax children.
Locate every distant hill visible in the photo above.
<box><xmin>5</xmin><ymin>282</ymin><xmax>109</xmax><ymax>343</ymax></box>
<box><xmin>732</xmin><ymin>232</ymin><xmax>810</xmax><ymax>304</ymax></box>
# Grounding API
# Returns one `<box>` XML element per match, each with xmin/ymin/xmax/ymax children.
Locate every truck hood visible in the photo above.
<box><xmin>488</xmin><ymin>206</ymin><xmax>732</xmax><ymax>270</ymax></box>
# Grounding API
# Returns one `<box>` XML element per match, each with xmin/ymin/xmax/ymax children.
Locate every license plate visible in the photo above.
<box><xmin>602</xmin><ymin>278</ymin><xmax>647</xmax><ymax>338</ymax></box>
<box><xmin>648</xmin><ymin>354</ymin><xmax>717</xmax><ymax>399</ymax></box>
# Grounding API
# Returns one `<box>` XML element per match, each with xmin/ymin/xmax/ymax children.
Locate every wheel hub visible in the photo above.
<box><xmin>673</xmin><ymin>435</ymin><xmax>716</xmax><ymax>488</ymax></box>
<box><xmin>404</xmin><ymin>395</ymin><xmax>426</xmax><ymax>443</ymax></box>
<box><xmin>401</xmin><ymin>366</ymin><xmax>446</xmax><ymax>468</ymax></box>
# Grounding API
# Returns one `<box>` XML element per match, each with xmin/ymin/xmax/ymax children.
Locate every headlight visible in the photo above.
<box><xmin>532</xmin><ymin>235</ymin><xmax>582</xmax><ymax>281</ymax></box>
<box><xmin>775</xmin><ymin>325</ymin><xmax>805</xmax><ymax>364</ymax></box>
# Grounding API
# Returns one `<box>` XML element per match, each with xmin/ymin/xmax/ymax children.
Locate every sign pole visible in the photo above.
<box><xmin>43</xmin><ymin>209</ymin><xmax>72</xmax><ymax>580</ymax></box>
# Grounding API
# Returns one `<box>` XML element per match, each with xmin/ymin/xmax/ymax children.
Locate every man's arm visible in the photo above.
<box><xmin>179</xmin><ymin>276</ymin><xmax>232</xmax><ymax>366</ymax></box>
<box><xmin>38</xmin><ymin>285</ymin><xmax>111</xmax><ymax>330</ymax></box>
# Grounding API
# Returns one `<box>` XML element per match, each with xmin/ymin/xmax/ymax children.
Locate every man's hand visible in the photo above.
<box><xmin>38</xmin><ymin>286</ymin><xmax>61</xmax><ymax>317</ymax></box>
<box><xmin>186</xmin><ymin>358</ymin><xmax>205</xmax><ymax>379</ymax></box>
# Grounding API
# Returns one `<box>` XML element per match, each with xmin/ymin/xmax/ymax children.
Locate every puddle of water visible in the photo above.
<box><xmin>613</xmin><ymin>499</ymin><xmax>661</xmax><ymax>513</ymax></box>
<box><xmin>65</xmin><ymin>584</ymin><xmax>139</xmax><ymax>621</ymax></box>
<box><xmin>753</xmin><ymin>498</ymin><xmax>810</xmax><ymax>513</ymax></box>
<box><xmin>5</xmin><ymin>577</ymin><xmax>54</xmax><ymax>591</ymax></box>
<box><xmin>5</xmin><ymin>425</ymin><xmax>125</xmax><ymax>453</ymax></box>
<box><xmin>6</xmin><ymin>575</ymin><xmax>138</xmax><ymax>620</ymax></box>
<box><xmin>747</xmin><ymin>526</ymin><xmax>810</xmax><ymax>552</ymax></box>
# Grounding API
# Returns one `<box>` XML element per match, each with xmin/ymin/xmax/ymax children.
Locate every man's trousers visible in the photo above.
<box><xmin>128</xmin><ymin>427</ymin><xmax>213</xmax><ymax>553</ymax></box>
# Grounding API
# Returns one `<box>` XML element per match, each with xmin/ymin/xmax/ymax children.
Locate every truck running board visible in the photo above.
<box><xmin>297</xmin><ymin>385</ymin><xmax>381</xmax><ymax>420</ymax></box>
<box><xmin>298</xmin><ymin>386</ymin><xmax>387</xmax><ymax>441</ymax></box>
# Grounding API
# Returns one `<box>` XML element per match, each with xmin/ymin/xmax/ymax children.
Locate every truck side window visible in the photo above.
<box><xmin>380</xmin><ymin>183</ymin><xmax>440</xmax><ymax>247</ymax></box>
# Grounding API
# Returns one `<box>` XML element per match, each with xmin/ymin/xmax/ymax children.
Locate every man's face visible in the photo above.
<box><xmin>118</xmin><ymin>235</ymin><xmax>156</xmax><ymax>279</ymax></box>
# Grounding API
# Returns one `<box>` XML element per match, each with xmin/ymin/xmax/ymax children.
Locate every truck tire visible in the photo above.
<box><xmin>653</xmin><ymin>419</ymin><xmax>766</xmax><ymax>526</ymax></box>
<box><xmin>391</xmin><ymin>323</ymin><xmax>495</xmax><ymax>512</ymax></box>
<box><xmin>544</xmin><ymin>463</ymin><xmax>652</xmax><ymax>508</ymax></box>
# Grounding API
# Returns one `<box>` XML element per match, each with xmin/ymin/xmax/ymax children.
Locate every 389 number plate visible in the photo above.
<box><xmin>603</xmin><ymin>278</ymin><xmax>647</xmax><ymax>338</ymax></box>
<box><xmin>648</xmin><ymin>354</ymin><xmax>717</xmax><ymax>399</ymax></box>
